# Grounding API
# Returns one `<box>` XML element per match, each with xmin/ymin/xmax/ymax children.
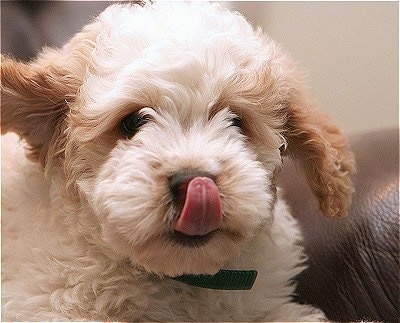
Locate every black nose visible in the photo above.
<box><xmin>169</xmin><ymin>170</ymin><xmax>216</xmax><ymax>200</ymax></box>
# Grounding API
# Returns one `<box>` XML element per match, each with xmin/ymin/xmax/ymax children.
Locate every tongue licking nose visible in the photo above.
<box><xmin>172</xmin><ymin>177</ymin><xmax>222</xmax><ymax>236</ymax></box>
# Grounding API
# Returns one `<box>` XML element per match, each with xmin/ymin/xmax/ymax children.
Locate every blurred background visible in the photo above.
<box><xmin>1</xmin><ymin>1</ymin><xmax>398</xmax><ymax>135</ymax></box>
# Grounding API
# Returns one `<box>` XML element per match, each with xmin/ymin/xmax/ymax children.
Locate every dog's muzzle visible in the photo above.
<box><xmin>169</xmin><ymin>170</ymin><xmax>222</xmax><ymax>237</ymax></box>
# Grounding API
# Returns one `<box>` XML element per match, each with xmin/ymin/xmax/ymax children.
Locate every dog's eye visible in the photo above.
<box><xmin>230</xmin><ymin>116</ymin><xmax>242</xmax><ymax>128</ymax></box>
<box><xmin>121</xmin><ymin>112</ymin><xmax>150</xmax><ymax>138</ymax></box>
<box><xmin>279</xmin><ymin>143</ymin><xmax>287</xmax><ymax>154</ymax></box>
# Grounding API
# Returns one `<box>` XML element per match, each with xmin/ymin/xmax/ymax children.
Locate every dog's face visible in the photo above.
<box><xmin>1</xmin><ymin>2</ymin><xmax>355</xmax><ymax>276</ymax></box>
<box><xmin>91</xmin><ymin>106</ymin><xmax>275</xmax><ymax>276</ymax></box>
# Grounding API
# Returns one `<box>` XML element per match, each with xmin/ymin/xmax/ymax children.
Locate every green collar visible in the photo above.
<box><xmin>171</xmin><ymin>269</ymin><xmax>258</xmax><ymax>290</ymax></box>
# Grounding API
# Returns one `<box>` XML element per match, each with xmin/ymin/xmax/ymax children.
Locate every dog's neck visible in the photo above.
<box><xmin>169</xmin><ymin>221</ymin><xmax>274</xmax><ymax>290</ymax></box>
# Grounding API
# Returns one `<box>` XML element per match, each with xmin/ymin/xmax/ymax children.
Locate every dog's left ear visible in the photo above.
<box><xmin>1</xmin><ymin>54</ymin><xmax>78</xmax><ymax>165</ymax></box>
<box><xmin>281</xmin><ymin>76</ymin><xmax>356</xmax><ymax>218</ymax></box>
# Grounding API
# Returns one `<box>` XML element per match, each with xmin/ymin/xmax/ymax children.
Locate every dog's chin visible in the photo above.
<box><xmin>112</xmin><ymin>229</ymin><xmax>245</xmax><ymax>277</ymax></box>
<box><xmin>169</xmin><ymin>230</ymin><xmax>215</xmax><ymax>248</ymax></box>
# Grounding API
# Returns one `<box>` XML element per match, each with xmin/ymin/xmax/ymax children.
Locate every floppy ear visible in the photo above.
<box><xmin>282</xmin><ymin>81</ymin><xmax>356</xmax><ymax>217</ymax></box>
<box><xmin>1</xmin><ymin>54</ymin><xmax>77</xmax><ymax>165</ymax></box>
<box><xmin>0</xmin><ymin>15</ymin><xmax>101</xmax><ymax>166</ymax></box>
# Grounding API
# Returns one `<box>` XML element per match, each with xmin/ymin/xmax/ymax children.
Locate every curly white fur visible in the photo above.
<box><xmin>1</xmin><ymin>1</ymin><xmax>355</xmax><ymax>321</ymax></box>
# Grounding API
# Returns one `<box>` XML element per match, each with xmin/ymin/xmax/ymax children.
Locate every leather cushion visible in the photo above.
<box><xmin>279</xmin><ymin>129</ymin><xmax>399</xmax><ymax>322</ymax></box>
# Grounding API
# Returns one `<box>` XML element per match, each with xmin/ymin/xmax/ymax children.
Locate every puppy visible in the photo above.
<box><xmin>1</xmin><ymin>2</ymin><xmax>355</xmax><ymax>321</ymax></box>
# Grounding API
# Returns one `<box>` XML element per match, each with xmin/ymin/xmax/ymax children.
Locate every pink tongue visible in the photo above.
<box><xmin>173</xmin><ymin>177</ymin><xmax>222</xmax><ymax>236</ymax></box>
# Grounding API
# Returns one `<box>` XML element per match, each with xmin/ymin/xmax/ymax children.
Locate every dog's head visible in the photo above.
<box><xmin>1</xmin><ymin>2</ymin><xmax>355</xmax><ymax>276</ymax></box>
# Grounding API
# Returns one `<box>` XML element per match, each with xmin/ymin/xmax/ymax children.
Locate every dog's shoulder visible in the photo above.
<box><xmin>2</xmin><ymin>133</ymin><xmax>50</xmax><ymax>216</ymax></box>
<box><xmin>2</xmin><ymin>133</ymin><xmax>52</xmax><ymax>280</ymax></box>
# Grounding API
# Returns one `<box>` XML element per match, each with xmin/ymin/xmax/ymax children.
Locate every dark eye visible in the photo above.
<box><xmin>279</xmin><ymin>143</ymin><xmax>287</xmax><ymax>154</ymax></box>
<box><xmin>121</xmin><ymin>112</ymin><xmax>150</xmax><ymax>138</ymax></box>
<box><xmin>231</xmin><ymin>116</ymin><xmax>242</xmax><ymax>128</ymax></box>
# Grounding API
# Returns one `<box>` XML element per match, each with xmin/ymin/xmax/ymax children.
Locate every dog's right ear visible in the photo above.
<box><xmin>1</xmin><ymin>54</ymin><xmax>78</xmax><ymax>165</ymax></box>
<box><xmin>1</xmin><ymin>16</ymin><xmax>102</xmax><ymax>166</ymax></box>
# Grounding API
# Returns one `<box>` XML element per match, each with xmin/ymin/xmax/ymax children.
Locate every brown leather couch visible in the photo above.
<box><xmin>281</xmin><ymin>129</ymin><xmax>399</xmax><ymax>322</ymax></box>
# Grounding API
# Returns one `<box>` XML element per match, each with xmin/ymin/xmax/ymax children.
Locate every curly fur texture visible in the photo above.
<box><xmin>1</xmin><ymin>2</ymin><xmax>355</xmax><ymax>321</ymax></box>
